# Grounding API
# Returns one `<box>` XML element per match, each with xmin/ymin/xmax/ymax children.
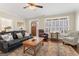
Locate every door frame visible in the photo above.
<box><xmin>29</xmin><ymin>19</ymin><xmax>39</xmax><ymax>36</ymax></box>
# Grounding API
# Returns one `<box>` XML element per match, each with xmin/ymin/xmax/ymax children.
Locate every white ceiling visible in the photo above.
<box><xmin>0</xmin><ymin>3</ymin><xmax>79</xmax><ymax>19</ymax></box>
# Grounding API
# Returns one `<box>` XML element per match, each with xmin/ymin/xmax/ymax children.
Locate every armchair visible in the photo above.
<box><xmin>39</xmin><ymin>29</ymin><xmax>48</xmax><ymax>41</ymax></box>
<box><xmin>61</xmin><ymin>31</ymin><xmax>79</xmax><ymax>46</ymax></box>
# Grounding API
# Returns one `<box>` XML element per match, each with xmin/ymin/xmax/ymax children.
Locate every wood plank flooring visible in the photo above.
<box><xmin>0</xmin><ymin>40</ymin><xmax>78</xmax><ymax>56</ymax></box>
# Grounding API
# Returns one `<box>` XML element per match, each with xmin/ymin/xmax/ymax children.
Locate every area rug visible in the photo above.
<box><xmin>0</xmin><ymin>41</ymin><xmax>78</xmax><ymax>56</ymax></box>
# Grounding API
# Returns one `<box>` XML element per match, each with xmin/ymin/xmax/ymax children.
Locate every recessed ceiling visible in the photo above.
<box><xmin>0</xmin><ymin>3</ymin><xmax>79</xmax><ymax>19</ymax></box>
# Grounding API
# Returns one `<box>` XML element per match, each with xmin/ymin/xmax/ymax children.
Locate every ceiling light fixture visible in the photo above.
<box><xmin>29</xmin><ymin>5</ymin><xmax>37</xmax><ymax>10</ymax></box>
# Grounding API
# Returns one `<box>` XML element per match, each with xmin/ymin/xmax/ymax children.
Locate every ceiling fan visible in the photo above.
<box><xmin>23</xmin><ymin>3</ymin><xmax>43</xmax><ymax>9</ymax></box>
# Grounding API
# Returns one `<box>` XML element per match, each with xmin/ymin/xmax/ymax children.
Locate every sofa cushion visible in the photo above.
<box><xmin>7</xmin><ymin>39</ymin><xmax>22</xmax><ymax>47</ymax></box>
<box><xmin>65</xmin><ymin>37</ymin><xmax>75</xmax><ymax>40</ymax></box>
<box><xmin>25</xmin><ymin>32</ymin><xmax>30</xmax><ymax>37</ymax></box>
<box><xmin>0</xmin><ymin>36</ymin><xmax>3</xmax><ymax>40</ymax></box>
<box><xmin>69</xmin><ymin>31</ymin><xmax>79</xmax><ymax>37</ymax></box>
<box><xmin>16</xmin><ymin>33</ymin><xmax>23</xmax><ymax>39</ymax></box>
<box><xmin>21</xmin><ymin>31</ymin><xmax>25</xmax><ymax>37</ymax></box>
<box><xmin>1</xmin><ymin>33</ymin><xmax>14</xmax><ymax>42</ymax></box>
<box><xmin>11</xmin><ymin>32</ymin><xmax>18</xmax><ymax>39</ymax></box>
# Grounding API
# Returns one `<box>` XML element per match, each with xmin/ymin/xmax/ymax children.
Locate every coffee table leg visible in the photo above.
<box><xmin>33</xmin><ymin>47</ymin><xmax>36</xmax><ymax>56</ymax></box>
<box><xmin>33</xmin><ymin>42</ymin><xmax>43</xmax><ymax>56</ymax></box>
<box><xmin>42</xmin><ymin>42</ymin><xmax>44</xmax><ymax>46</ymax></box>
<box><xmin>23</xmin><ymin>46</ymin><xmax>25</xmax><ymax>53</ymax></box>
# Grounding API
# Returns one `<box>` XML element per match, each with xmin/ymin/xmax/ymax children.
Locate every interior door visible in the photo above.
<box><xmin>31</xmin><ymin>21</ymin><xmax>37</xmax><ymax>36</ymax></box>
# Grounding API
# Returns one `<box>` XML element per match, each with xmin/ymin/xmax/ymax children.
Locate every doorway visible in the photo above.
<box><xmin>31</xmin><ymin>21</ymin><xmax>37</xmax><ymax>36</ymax></box>
<box><xmin>30</xmin><ymin>20</ymin><xmax>39</xmax><ymax>36</ymax></box>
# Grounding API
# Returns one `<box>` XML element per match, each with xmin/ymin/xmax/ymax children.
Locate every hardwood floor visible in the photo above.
<box><xmin>0</xmin><ymin>40</ymin><xmax>78</xmax><ymax>56</ymax></box>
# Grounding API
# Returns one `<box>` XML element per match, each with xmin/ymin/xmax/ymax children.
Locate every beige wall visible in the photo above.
<box><xmin>0</xmin><ymin>11</ymin><xmax>27</xmax><ymax>32</ymax></box>
<box><xmin>26</xmin><ymin>12</ymin><xmax>76</xmax><ymax>33</ymax></box>
<box><xmin>75</xmin><ymin>12</ymin><xmax>79</xmax><ymax>31</ymax></box>
<box><xmin>25</xmin><ymin>20</ymin><xmax>29</xmax><ymax>32</ymax></box>
<box><xmin>12</xmin><ymin>19</ymin><xmax>26</xmax><ymax>31</ymax></box>
<box><xmin>0</xmin><ymin>10</ymin><xmax>76</xmax><ymax>32</ymax></box>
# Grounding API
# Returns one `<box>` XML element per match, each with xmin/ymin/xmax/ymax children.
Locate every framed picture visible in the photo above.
<box><xmin>17</xmin><ymin>22</ymin><xmax>24</xmax><ymax>27</ymax></box>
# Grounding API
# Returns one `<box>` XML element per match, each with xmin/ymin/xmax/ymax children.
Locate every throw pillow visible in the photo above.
<box><xmin>16</xmin><ymin>33</ymin><xmax>23</xmax><ymax>38</ymax></box>
<box><xmin>1</xmin><ymin>33</ymin><xmax>14</xmax><ymax>42</ymax></box>
<box><xmin>25</xmin><ymin>32</ymin><xmax>30</xmax><ymax>37</ymax></box>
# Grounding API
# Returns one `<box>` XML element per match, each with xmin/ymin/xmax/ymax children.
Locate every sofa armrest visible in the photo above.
<box><xmin>29</xmin><ymin>34</ymin><xmax>33</xmax><ymax>38</ymax></box>
<box><xmin>73</xmin><ymin>37</ymin><xmax>79</xmax><ymax>42</ymax></box>
<box><xmin>0</xmin><ymin>40</ymin><xmax>8</xmax><ymax>50</ymax></box>
<box><xmin>24</xmin><ymin>34</ymin><xmax>33</xmax><ymax>39</ymax></box>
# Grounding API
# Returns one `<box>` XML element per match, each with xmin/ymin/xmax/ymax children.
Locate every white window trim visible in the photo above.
<box><xmin>44</xmin><ymin>16</ymin><xmax>70</xmax><ymax>34</ymax></box>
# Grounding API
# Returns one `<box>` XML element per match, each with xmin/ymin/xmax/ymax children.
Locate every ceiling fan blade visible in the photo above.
<box><xmin>28</xmin><ymin>3</ymin><xmax>43</xmax><ymax>8</ymax></box>
<box><xmin>28</xmin><ymin>3</ymin><xmax>34</xmax><ymax>6</ymax></box>
<box><xmin>35</xmin><ymin>5</ymin><xmax>43</xmax><ymax>8</ymax></box>
<box><xmin>24</xmin><ymin>3</ymin><xmax>43</xmax><ymax>9</ymax></box>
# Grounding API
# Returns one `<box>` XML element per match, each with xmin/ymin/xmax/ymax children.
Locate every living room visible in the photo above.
<box><xmin>0</xmin><ymin>3</ymin><xmax>79</xmax><ymax>56</ymax></box>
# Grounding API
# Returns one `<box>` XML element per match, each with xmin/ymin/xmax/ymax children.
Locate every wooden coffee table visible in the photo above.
<box><xmin>23</xmin><ymin>37</ymin><xmax>44</xmax><ymax>56</ymax></box>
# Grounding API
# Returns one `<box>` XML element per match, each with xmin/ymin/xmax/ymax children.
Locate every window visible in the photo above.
<box><xmin>44</xmin><ymin>16</ymin><xmax>69</xmax><ymax>34</ymax></box>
